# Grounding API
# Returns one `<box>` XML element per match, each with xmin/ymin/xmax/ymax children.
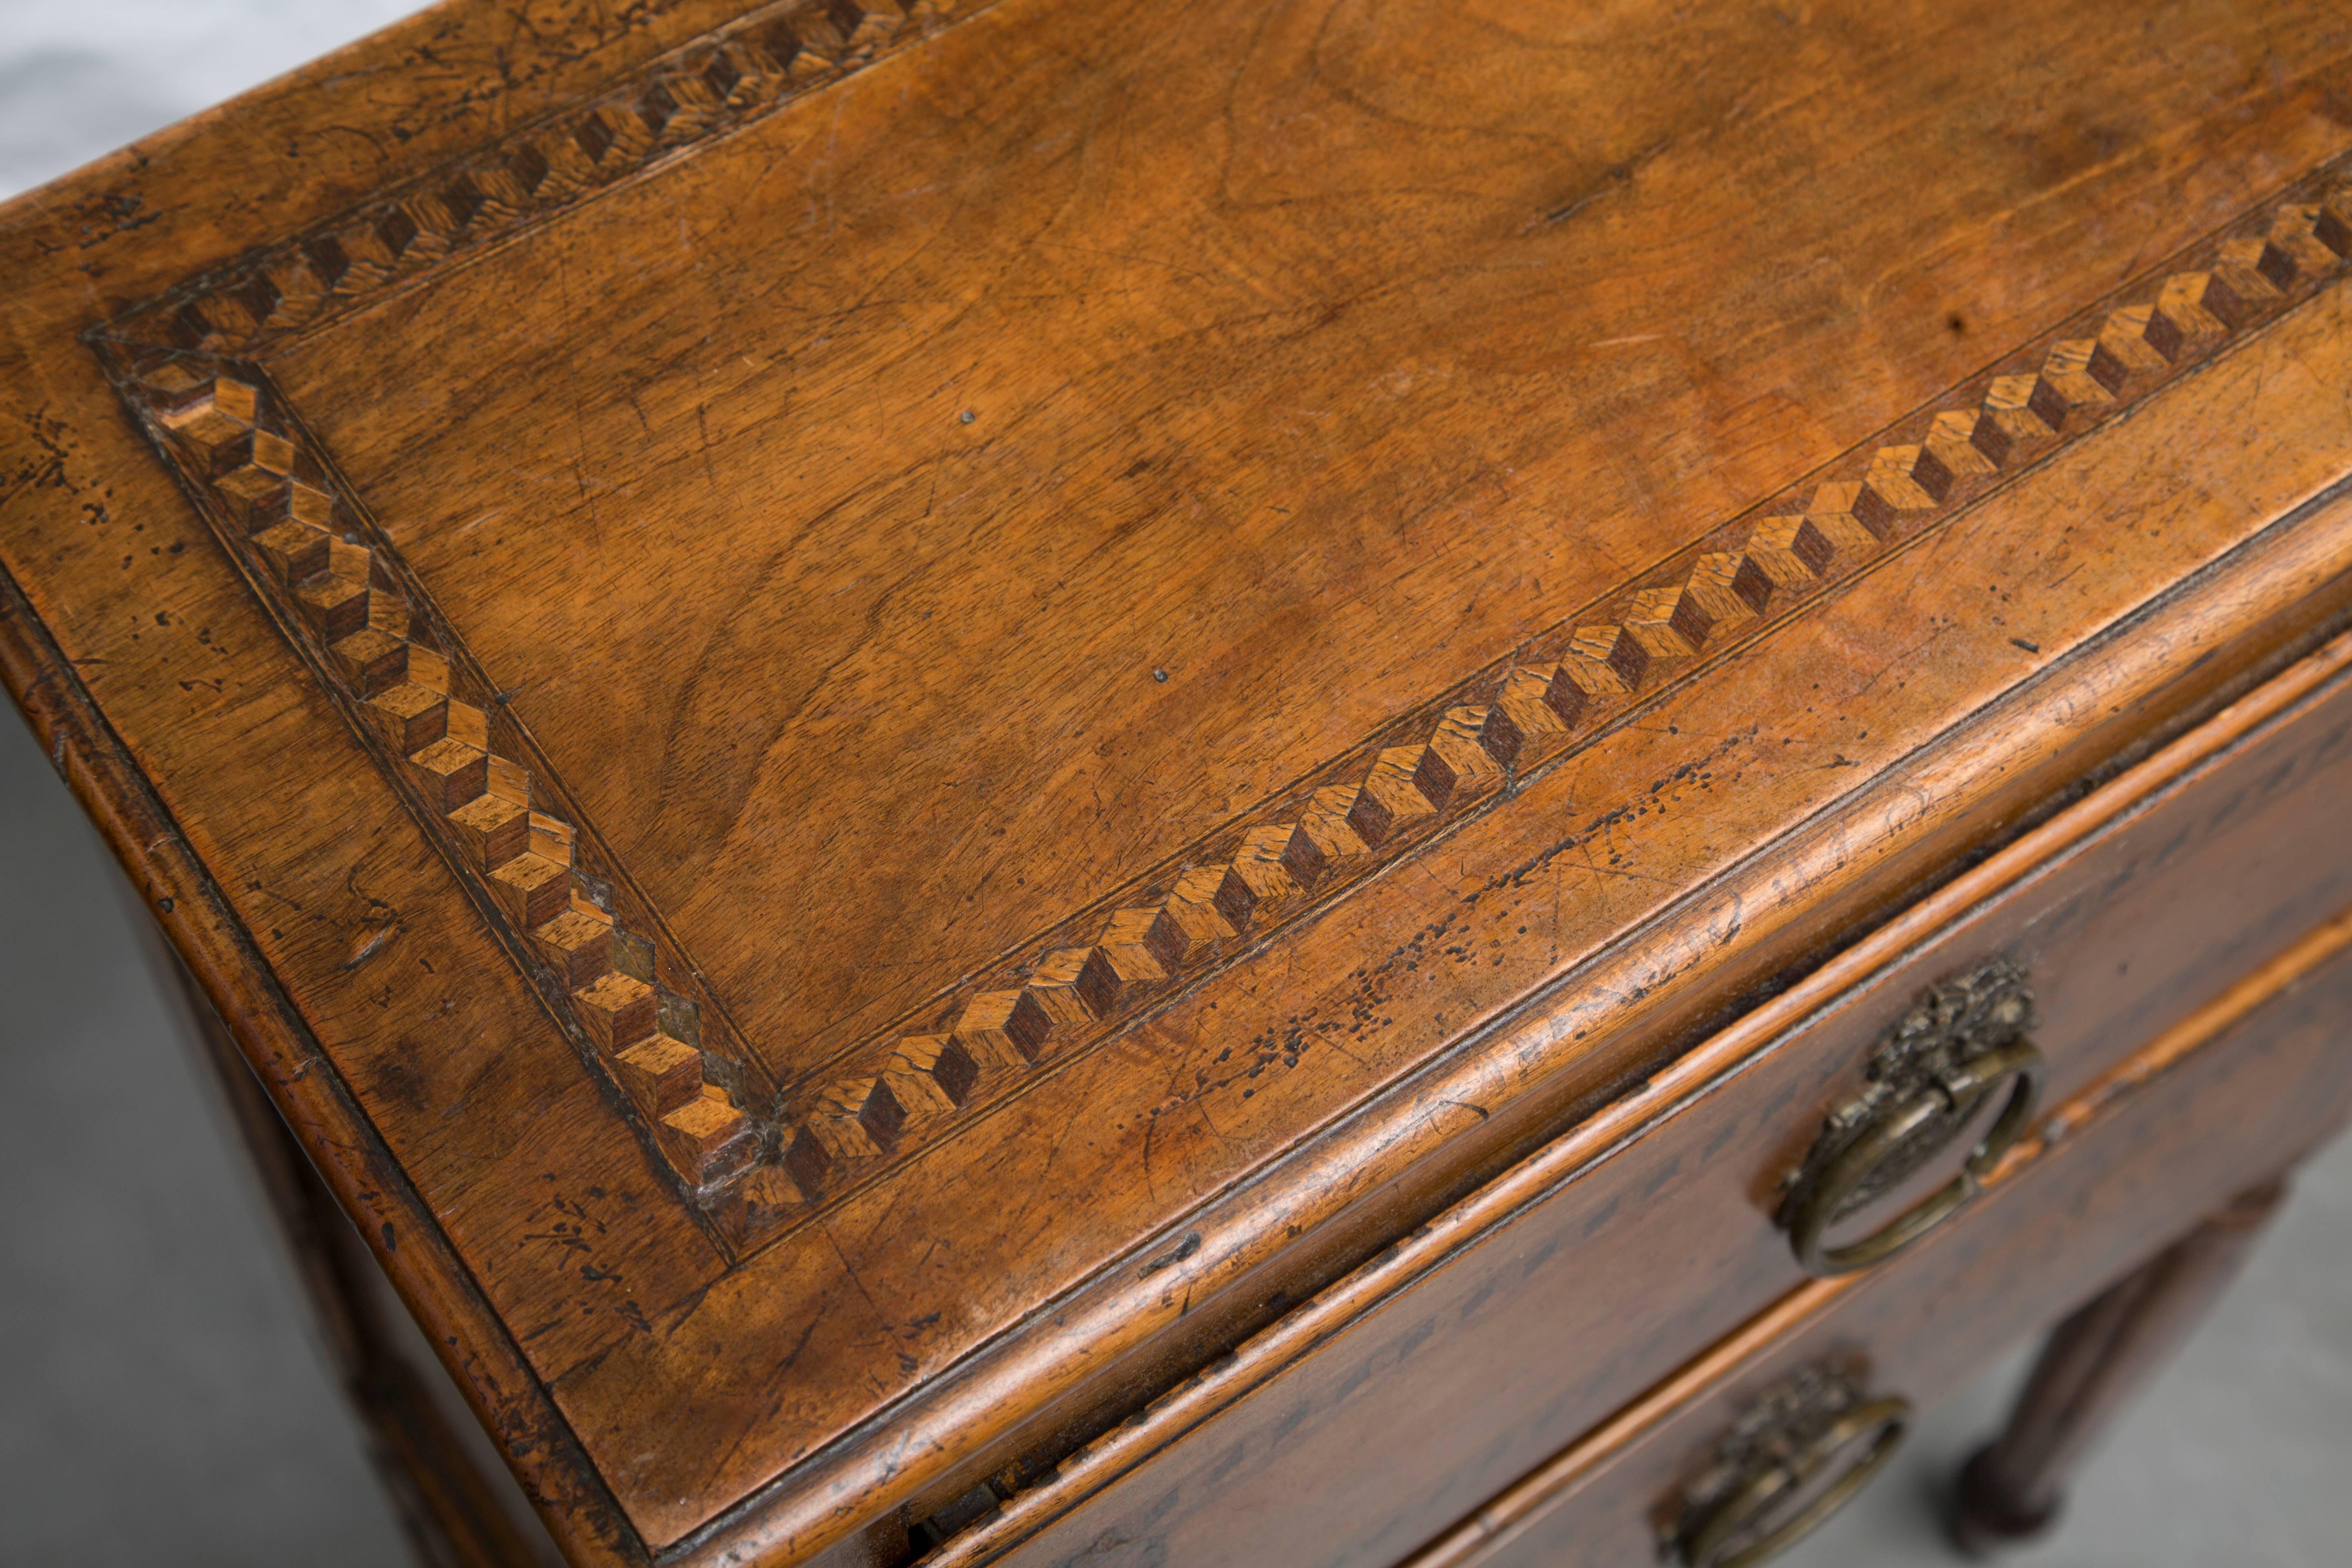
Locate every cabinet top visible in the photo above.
<box><xmin>5</xmin><ymin>1</ymin><xmax>2351</xmax><ymax>1561</ymax></box>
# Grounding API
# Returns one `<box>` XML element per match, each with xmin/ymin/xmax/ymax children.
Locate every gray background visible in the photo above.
<box><xmin>1</xmin><ymin>5</ymin><xmax>2347</xmax><ymax>1563</ymax></box>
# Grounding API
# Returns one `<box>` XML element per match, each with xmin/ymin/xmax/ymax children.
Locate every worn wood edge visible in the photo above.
<box><xmin>0</xmin><ymin>0</ymin><xmax>768</xmax><ymax>260</ymax></box>
<box><xmin>1401</xmin><ymin>899</ymin><xmax>2352</xmax><ymax>1568</ymax></box>
<box><xmin>87</xmin><ymin>0</ymin><xmax>1004</xmax><ymax>358</ymax></box>
<box><xmin>0</xmin><ymin>558</ymin><xmax>652</xmax><ymax>1568</ymax></box>
<box><xmin>907</xmin><ymin>626</ymin><xmax>2352</xmax><ymax>1568</ymax></box>
<box><xmin>662</xmin><ymin>447</ymin><xmax>2352</xmax><ymax>1566</ymax></box>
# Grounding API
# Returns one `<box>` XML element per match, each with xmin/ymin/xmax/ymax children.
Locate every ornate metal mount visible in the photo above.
<box><xmin>1668</xmin><ymin>1362</ymin><xmax>1911</xmax><ymax>1568</ymax></box>
<box><xmin>1780</xmin><ymin>955</ymin><xmax>2045</xmax><ymax>1276</ymax></box>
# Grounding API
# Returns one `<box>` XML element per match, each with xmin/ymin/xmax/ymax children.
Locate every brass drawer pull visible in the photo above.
<box><xmin>1673</xmin><ymin>1367</ymin><xmax>1911</xmax><ymax>1567</ymax></box>
<box><xmin>1789</xmin><ymin>1038</ymin><xmax>2044</xmax><ymax>1274</ymax></box>
<box><xmin>1783</xmin><ymin>957</ymin><xmax>2046</xmax><ymax>1277</ymax></box>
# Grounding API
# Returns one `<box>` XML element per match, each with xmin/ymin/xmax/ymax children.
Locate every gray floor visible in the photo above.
<box><xmin>3</xmin><ymin>8</ymin><xmax>2350</xmax><ymax>1564</ymax></box>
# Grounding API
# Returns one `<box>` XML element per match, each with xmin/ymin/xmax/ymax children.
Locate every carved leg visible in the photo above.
<box><xmin>1951</xmin><ymin>1176</ymin><xmax>2291</xmax><ymax>1556</ymax></box>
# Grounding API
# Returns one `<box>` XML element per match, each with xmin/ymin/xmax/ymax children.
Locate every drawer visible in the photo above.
<box><xmin>1414</xmin><ymin>909</ymin><xmax>2352</xmax><ymax>1568</ymax></box>
<box><xmin>933</xmin><ymin>634</ymin><xmax>2352</xmax><ymax>1568</ymax></box>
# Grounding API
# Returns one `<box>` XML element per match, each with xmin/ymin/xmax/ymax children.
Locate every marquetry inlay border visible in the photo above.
<box><xmin>96</xmin><ymin>0</ymin><xmax>997</xmax><ymax>359</ymax></box>
<box><xmin>86</xmin><ymin>344</ymin><xmax>782</xmax><ymax>1234</ymax></box>
<box><xmin>85</xmin><ymin>4</ymin><xmax>2352</xmax><ymax>1256</ymax></box>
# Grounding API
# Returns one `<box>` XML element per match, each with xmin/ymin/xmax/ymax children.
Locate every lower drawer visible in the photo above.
<box><xmin>1412</xmin><ymin>911</ymin><xmax>2352</xmax><ymax>1568</ymax></box>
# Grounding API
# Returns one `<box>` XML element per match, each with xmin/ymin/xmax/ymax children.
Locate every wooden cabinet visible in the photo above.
<box><xmin>4</xmin><ymin>2</ymin><xmax>2350</xmax><ymax>1565</ymax></box>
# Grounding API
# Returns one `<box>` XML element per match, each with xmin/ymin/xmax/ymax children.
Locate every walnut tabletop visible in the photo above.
<box><xmin>5</xmin><ymin>2</ymin><xmax>2352</xmax><ymax>1565</ymax></box>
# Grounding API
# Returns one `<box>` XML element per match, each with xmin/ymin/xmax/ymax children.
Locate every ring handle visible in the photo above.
<box><xmin>1787</xmin><ymin>1038</ymin><xmax>2044</xmax><ymax>1276</ymax></box>
<box><xmin>1677</xmin><ymin>1395</ymin><xmax>1912</xmax><ymax>1567</ymax></box>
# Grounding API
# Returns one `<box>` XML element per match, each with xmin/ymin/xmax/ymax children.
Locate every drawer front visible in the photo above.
<box><xmin>960</xmin><ymin>639</ymin><xmax>2352</xmax><ymax>1568</ymax></box>
<box><xmin>1424</xmin><ymin>920</ymin><xmax>2352</xmax><ymax>1568</ymax></box>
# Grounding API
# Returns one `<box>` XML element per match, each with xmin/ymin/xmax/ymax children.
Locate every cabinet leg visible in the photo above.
<box><xmin>1951</xmin><ymin>1176</ymin><xmax>2290</xmax><ymax>1555</ymax></box>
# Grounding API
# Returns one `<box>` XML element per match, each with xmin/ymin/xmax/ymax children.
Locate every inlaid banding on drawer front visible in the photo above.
<box><xmin>89</xmin><ymin>164</ymin><xmax>2352</xmax><ymax>1243</ymax></box>
<box><xmin>920</xmin><ymin>633</ymin><xmax>2352</xmax><ymax>1568</ymax></box>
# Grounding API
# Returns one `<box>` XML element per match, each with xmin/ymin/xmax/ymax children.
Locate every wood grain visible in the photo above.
<box><xmin>146</xmin><ymin>915</ymin><xmax>565</xmax><ymax>1568</ymax></box>
<box><xmin>97</xmin><ymin>173</ymin><xmax>2352</xmax><ymax>1236</ymax></box>
<box><xmin>255</xmin><ymin>0</ymin><xmax>2352</xmax><ymax>1116</ymax></box>
<box><xmin>8</xmin><ymin>0</ymin><xmax>2352</xmax><ymax>1563</ymax></box>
